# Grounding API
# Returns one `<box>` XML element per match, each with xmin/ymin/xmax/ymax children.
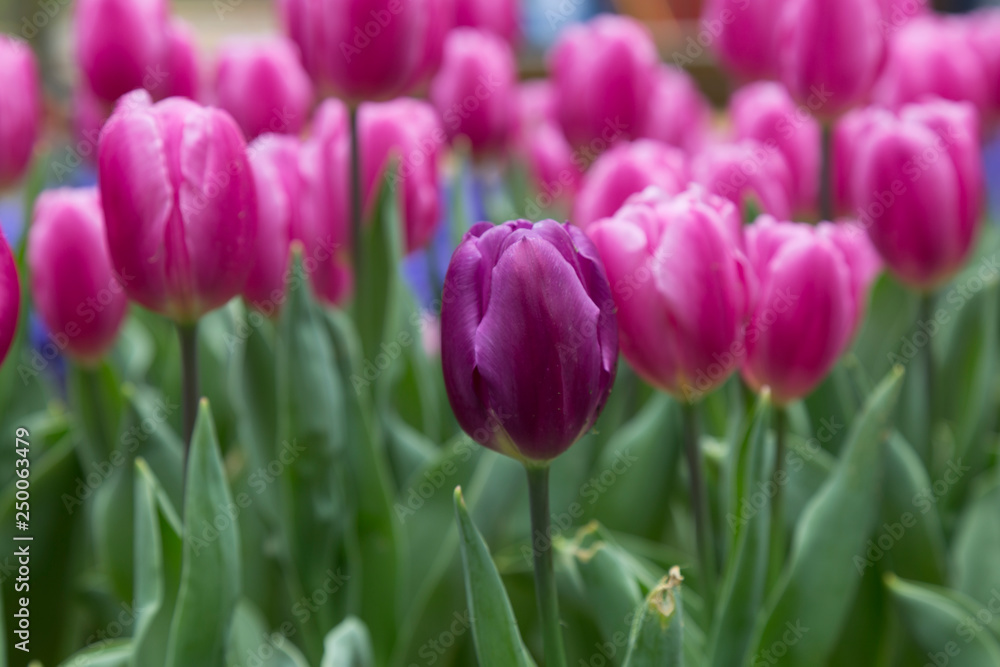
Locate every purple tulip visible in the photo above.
<box><xmin>0</xmin><ymin>36</ymin><xmax>41</xmax><ymax>190</ymax></box>
<box><xmin>701</xmin><ymin>0</ymin><xmax>781</xmax><ymax>81</ymax></box>
<box><xmin>639</xmin><ymin>65</ymin><xmax>712</xmax><ymax>155</ymax></box>
<box><xmin>776</xmin><ymin>0</ymin><xmax>886</xmax><ymax>118</ymax></box>
<box><xmin>214</xmin><ymin>37</ymin><xmax>314</xmax><ymax>141</ymax></box>
<box><xmin>852</xmin><ymin>99</ymin><xmax>981</xmax><ymax>290</ymax></box>
<box><xmin>587</xmin><ymin>185</ymin><xmax>751</xmax><ymax>401</ymax></box>
<box><xmin>691</xmin><ymin>139</ymin><xmax>794</xmax><ymax>221</ymax></box>
<box><xmin>360</xmin><ymin>98</ymin><xmax>442</xmax><ymax>253</ymax></box>
<box><xmin>731</xmin><ymin>82</ymin><xmax>820</xmax><ymax>215</ymax></box>
<box><xmin>454</xmin><ymin>0</ymin><xmax>519</xmax><ymax>44</ymax></box>
<box><xmin>27</xmin><ymin>188</ymin><xmax>126</xmax><ymax>361</ymax></box>
<box><xmin>741</xmin><ymin>217</ymin><xmax>862</xmax><ymax>405</ymax></box>
<box><xmin>548</xmin><ymin>15</ymin><xmax>658</xmax><ymax>151</ymax></box>
<box><xmin>98</xmin><ymin>91</ymin><xmax>258</xmax><ymax>322</ymax></box>
<box><xmin>574</xmin><ymin>140</ymin><xmax>687</xmax><ymax>228</ymax></box>
<box><xmin>441</xmin><ymin>219</ymin><xmax>618</xmax><ymax>462</ymax></box>
<box><xmin>0</xmin><ymin>230</ymin><xmax>18</xmax><ymax>365</ymax></box>
<box><xmin>430</xmin><ymin>28</ymin><xmax>517</xmax><ymax>158</ymax></box>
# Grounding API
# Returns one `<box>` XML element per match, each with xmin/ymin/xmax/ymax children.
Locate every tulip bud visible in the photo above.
<box><xmin>98</xmin><ymin>91</ymin><xmax>258</xmax><ymax>322</ymax></box>
<box><xmin>454</xmin><ymin>0</ymin><xmax>519</xmax><ymax>44</ymax></box>
<box><xmin>639</xmin><ymin>65</ymin><xmax>712</xmax><ymax>155</ymax></box>
<box><xmin>588</xmin><ymin>186</ymin><xmax>752</xmax><ymax>401</ymax></box>
<box><xmin>513</xmin><ymin>80</ymin><xmax>557</xmax><ymax>136</ymax></box>
<box><xmin>731</xmin><ymin>82</ymin><xmax>820</xmax><ymax>215</ymax></box>
<box><xmin>574</xmin><ymin>140</ymin><xmax>687</xmax><ymax>228</ymax></box>
<box><xmin>776</xmin><ymin>0</ymin><xmax>886</xmax><ymax>117</ymax></box>
<box><xmin>0</xmin><ymin>36</ymin><xmax>41</xmax><ymax>190</ymax></box>
<box><xmin>441</xmin><ymin>219</ymin><xmax>618</xmax><ymax>462</ymax></box>
<box><xmin>430</xmin><ymin>28</ymin><xmax>517</xmax><ymax>158</ymax></box>
<box><xmin>701</xmin><ymin>0</ymin><xmax>781</xmax><ymax>81</ymax></box>
<box><xmin>516</xmin><ymin>122</ymin><xmax>582</xmax><ymax>213</ymax></box>
<box><xmin>741</xmin><ymin>217</ymin><xmax>858</xmax><ymax>405</ymax></box>
<box><xmin>214</xmin><ymin>37</ymin><xmax>314</xmax><ymax>141</ymax></box>
<box><xmin>360</xmin><ymin>98</ymin><xmax>442</xmax><ymax>253</ymax></box>
<box><xmin>852</xmin><ymin>100</ymin><xmax>981</xmax><ymax>290</ymax></box>
<box><xmin>691</xmin><ymin>140</ymin><xmax>794</xmax><ymax>221</ymax></box>
<box><xmin>817</xmin><ymin>221</ymin><xmax>883</xmax><ymax>336</ymax></box>
<box><xmin>408</xmin><ymin>0</ymin><xmax>455</xmax><ymax>89</ymax></box>
<box><xmin>831</xmin><ymin>108</ymin><xmax>890</xmax><ymax>217</ymax></box>
<box><xmin>548</xmin><ymin>15</ymin><xmax>658</xmax><ymax>151</ymax></box>
<box><xmin>163</xmin><ymin>18</ymin><xmax>200</xmax><ymax>100</ymax></box>
<box><xmin>966</xmin><ymin>8</ymin><xmax>1000</xmax><ymax>121</ymax></box>
<box><xmin>27</xmin><ymin>188</ymin><xmax>126</xmax><ymax>361</ymax></box>
<box><xmin>0</xmin><ymin>230</ymin><xmax>19</xmax><ymax>365</ymax></box>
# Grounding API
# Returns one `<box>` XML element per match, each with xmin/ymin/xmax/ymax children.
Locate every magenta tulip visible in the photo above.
<box><xmin>513</xmin><ymin>80</ymin><xmax>557</xmax><ymax>137</ymax></box>
<box><xmin>359</xmin><ymin>98</ymin><xmax>442</xmax><ymax>253</ymax></box>
<box><xmin>587</xmin><ymin>185</ymin><xmax>751</xmax><ymax>401</ymax></box>
<box><xmin>454</xmin><ymin>0</ymin><xmax>519</xmax><ymax>44</ymax></box>
<box><xmin>831</xmin><ymin>108</ymin><xmax>890</xmax><ymax>217</ymax></box>
<box><xmin>430</xmin><ymin>28</ymin><xmax>517</xmax><ymax>158</ymax></box>
<box><xmin>408</xmin><ymin>0</ymin><xmax>455</xmax><ymax>88</ymax></box>
<box><xmin>852</xmin><ymin>100</ymin><xmax>981</xmax><ymax>290</ymax></box>
<box><xmin>691</xmin><ymin>140</ymin><xmax>794</xmax><ymax>221</ymax></box>
<box><xmin>701</xmin><ymin>0</ymin><xmax>781</xmax><ymax>81</ymax></box>
<box><xmin>28</xmin><ymin>188</ymin><xmax>127</xmax><ymax>361</ymax></box>
<box><xmin>214</xmin><ymin>37</ymin><xmax>314</xmax><ymax>141</ymax></box>
<box><xmin>741</xmin><ymin>217</ymin><xmax>862</xmax><ymax>405</ymax></box>
<box><xmin>640</xmin><ymin>65</ymin><xmax>712</xmax><ymax>155</ymax></box>
<box><xmin>817</xmin><ymin>221</ymin><xmax>883</xmax><ymax>335</ymax></box>
<box><xmin>98</xmin><ymin>91</ymin><xmax>257</xmax><ymax>322</ymax></box>
<box><xmin>731</xmin><ymin>82</ymin><xmax>820</xmax><ymax>215</ymax></box>
<box><xmin>967</xmin><ymin>8</ymin><xmax>1000</xmax><ymax>120</ymax></box>
<box><xmin>574</xmin><ymin>140</ymin><xmax>687</xmax><ymax>228</ymax></box>
<box><xmin>516</xmin><ymin>122</ymin><xmax>582</xmax><ymax>214</ymax></box>
<box><xmin>441</xmin><ymin>219</ymin><xmax>617</xmax><ymax>462</ymax></box>
<box><xmin>0</xmin><ymin>230</ymin><xmax>18</xmax><ymax>365</ymax></box>
<box><xmin>0</xmin><ymin>36</ymin><xmax>41</xmax><ymax>190</ymax></box>
<box><xmin>776</xmin><ymin>0</ymin><xmax>886</xmax><ymax>117</ymax></box>
<box><xmin>548</xmin><ymin>15</ymin><xmax>658</xmax><ymax>151</ymax></box>
<box><xmin>162</xmin><ymin>19</ymin><xmax>200</xmax><ymax>100</ymax></box>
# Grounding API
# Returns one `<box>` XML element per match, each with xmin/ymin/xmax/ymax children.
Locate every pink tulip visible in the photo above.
<box><xmin>408</xmin><ymin>0</ymin><xmax>455</xmax><ymax>88</ymax></box>
<box><xmin>163</xmin><ymin>19</ymin><xmax>200</xmax><ymax>100</ymax></box>
<box><xmin>98</xmin><ymin>91</ymin><xmax>258</xmax><ymax>322</ymax></box>
<box><xmin>877</xmin><ymin>0</ymin><xmax>930</xmax><ymax>33</ymax></box>
<box><xmin>454</xmin><ymin>0</ymin><xmax>519</xmax><ymax>44</ymax></box>
<box><xmin>430</xmin><ymin>28</ymin><xmax>517</xmax><ymax>158</ymax></box>
<box><xmin>831</xmin><ymin>108</ymin><xmax>890</xmax><ymax>217</ymax></box>
<box><xmin>360</xmin><ymin>98</ymin><xmax>442</xmax><ymax>253</ymax></box>
<box><xmin>214</xmin><ymin>37</ymin><xmax>314</xmax><ymax>141</ymax></box>
<box><xmin>691</xmin><ymin>140</ymin><xmax>794</xmax><ymax>221</ymax></box>
<box><xmin>517</xmin><ymin>122</ymin><xmax>582</xmax><ymax>214</ymax></box>
<box><xmin>640</xmin><ymin>65</ymin><xmax>713</xmax><ymax>155</ymax></box>
<box><xmin>776</xmin><ymin>0</ymin><xmax>886</xmax><ymax>118</ymax></box>
<box><xmin>548</xmin><ymin>15</ymin><xmax>658</xmax><ymax>151</ymax></box>
<box><xmin>587</xmin><ymin>185</ymin><xmax>752</xmax><ymax>401</ymax></box>
<box><xmin>731</xmin><ymin>82</ymin><xmax>820</xmax><ymax>215</ymax></box>
<box><xmin>966</xmin><ymin>8</ymin><xmax>1000</xmax><ymax>120</ymax></box>
<box><xmin>0</xmin><ymin>36</ymin><xmax>41</xmax><ymax>190</ymax></box>
<box><xmin>0</xmin><ymin>230</ymin><xmax>18</xmax><ymax>365</ymax></box>
<box><xmin>28</xmin><ymin>188</ymin><xmax>127</xmax><ymax>361</ymax></box>
<box><xmin>701</xmin><ymin>0</ymin><xmax>781</xmax><ymax>81</ymax></box>
<box><xmin>741</xmin><ymin>217</ymin><xmax>862</xmax><ymax>404</ymax></box>
<box><xmin>513</xmin><ymin>80</ymin><xmax>557</xmax><ymax>136</ymax></box>
<box><xmin>852</xmin><ymin>100</ymin><xmax>981</xmax><ymax>290</ymax></box>
<box><xmin>817</xmin><ymin>221</ymin><xmax>883</xmax><ymax>334</ymax></box>
<box><xmin>574</xmin><ymin>140</ymin><xmax>687</xmax><ymax>229</ymax></box>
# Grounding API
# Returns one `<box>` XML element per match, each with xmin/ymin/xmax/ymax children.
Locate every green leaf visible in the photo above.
<box><xmin>58</xmin><ymin>640</ymin><xmax>134</xmax><ymax>666</ymax></box>
<box><xmin>166</xmin><ymin>400</ymin><xmax>242</xmax><ymax>667</ymax></box>
<box><xmin>227</xmin><ymin>599</ymin><xmax>309</xmax><ymax>667</ymax></box>
<box><xmin>886</xmin><ymin>575</ymin><xmax>1000</xmax><ymax>666</ymax></box>
<box><xmin>123</xmin><ymin>384</ymin><xmax>185</xmax><ymax>511</ymax></box>
<box><xmin>749</xmin><ymin>367</ymin><xmax>904</xmax><ymax>666</ymax></box>
<box><xmin>621</xmin><ymin>568</ymin><xmax>685</xmax><ymax>667</ymax></box>
<box><xmin>952</xmin><ymin>474</ymin><xmax>1000</xmax><ymax>607</ymax></box>
<box><xmin>454</xmin><ymin>486</ymin><xmax>536</xmax><ymax>667</ymax></box>
<box><xmin>320</xmin><ymin>616</ymin><xmax>375</xmax><ymax>667</ymax></box>
<box><xmin>67</xmin><ymin>360</ymin><xmax>123</xmax><ymax>468</ymax></box>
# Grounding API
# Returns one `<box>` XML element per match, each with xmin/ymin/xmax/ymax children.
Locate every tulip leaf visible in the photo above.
<box><xmin>952</xmin><ymin>473</ymin><xmax>1000</xmax><ymax>607</ymax></box>
<box><xmin>319</xmin><ymin>616</ymin><xmax>375</xmax><ymax>667</ymax></box>
<box><xmin>454</xmin><ymin>486</ymin><xmax>536</xmax><ymax>667</ymax></box>
<box><xmin>67</xmin><ymin>360</ymin><xmax>123</xmax><ymax>467</ymax></box>
<box><xmin>226</xmin><ymin>599</ymin><xmax>309</xmax><ymax>667</ymax></box>
<box><xmin>710</xmin><ymin>392</ymin><xmax>772</xmax><ymax>667</ymax></box>
<box><xmin>122</xmin><ymin>383</ymin><xmax>185</xmax><ymax>511</ymax></box>
<box><xmin>886</xmin><ymin>575</ymin><xmax>1000</xmax><ymax>666</ymax></box>
<box><xmin>58</xmin><ymin>640</ymin><xmax>134</xmax><ymax>666</ymax></box>
<box><xmin>165</xmin><ymin>400</ymin><xmax>241</xmax><ymax>667</ymax></box>
<box><xmin>621</xmin><ymin>568</ymin><xmax>685</xmax><ymax>667</ymax></box>
<box><xmin>749</xmin><ymin>366</ymin><xmax>903</xmax><ymax>666</ymax></box>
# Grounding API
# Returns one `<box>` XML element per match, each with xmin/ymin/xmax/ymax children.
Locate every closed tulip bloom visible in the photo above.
<box><xmin>0</xmin><ymin>37</ymin><xmax>41</xmax><ymax>190</ymax></box>
<box><xmin>455</xmin><ymin>0</ymin><xmax>519</xmax><ymax>44</ymax></box>
<box><xmin>0</xmin><ymin>230</ymin><xmax>18</xmax><ymax>365</ymax></box>
<box><xmin>967</xmin><ymin>8</ymin><xmax>1000</xmax><ymax>118</ymax></box>
<box><xmin>163</xmin><ymin>19</ymin><xmax>200</xmax><ymax>100</ymax></box>
<box><xmin>701</xmin><ymin>0</ymin><xmax>781</xmax><ymax>81</ymax></box>
<box><xmin>731</xmin><ymin>82</ymin><xmax>820</xmax><ymax>215</ymax></box>
<box><xmin>852</xmin><ymin>100</ymin><xmax>980</xmax><ymax>290</ymax></box>
<box><xmin>878</xmin><ymin>0</ymin><xmax>929</xmax><ymax>25</ymax></box>
<box><xmin>513</xmin><ymin>80</ymin><xmax>557</xmax><ymax>136</ymax></box>
<box><xmin>431</xmin><ymin>28</ymin><xmax>517</xmax><ymax>158</ymax></box>
<box><xmin>574</xmin><ymin>140</ymin><xmax>687</xmax><ymax>228</ymax></box>
<box><xmin>741</xmin><ymin>217</ymin><xmax>857</xmax><ymax>405</ymax></box>
<box><xmin>548</xmin><ymin>15</ymin><xmax>658</xmax><ymax>151</ymax></box>
<box><xmin>831</xmin><ymin>108</ymin><xmax>891</xmax><ymax>216</ymax></box>
<box><xmin>98</xmin><ymin>91</ymin><xmax>258</xmax><ymax>322</ymax></box>
<box><xmin>408</xmin><ymin>0</ymin><xmax>454</xmax><ymax>88</ymax></box>
<box><xmin>692</xmin><ymin>140</ymin><xmax>794</xmax><ymax>221</ymax></box>
<box><xmin>214</xmin><ymin>37</ymin><xmax>314</xmax><ymax>141</ymax></box>
<box><xmin>360</xmin><ymin>98</ymin><xmax>442</xmax><ymax>253</ymax></box>
<box><xmin>640</xmin><ymin>65</ymin><xmax>713</xmax><ymax>155</ymax></box>
<box><xmin>441</xmin><ymin>219</ymin><xmax>618</xmax><ymax>462</ymax></box>
<box><xmin>817</xmin><ymin>221</ymin><xmax>883</xmax><ymax>335</ymax></box>
<box><xmin>28</xmin><ymin>188</ymin><xmax>126</xmax><ymax>361</ymax></box>
<box><xmin>587</xmin><ymin>186</ymin><xmax>751</xmax><ymax>401</ymax></box>
<box><xmin>777</xmin><ymin>0</ymin><xmax>886</xmax><ymax>117</ymax></box>
<box><xmin>516</xmin><ymin>122</ymin><xmax>582</xmax><ymax>211</ymax></box>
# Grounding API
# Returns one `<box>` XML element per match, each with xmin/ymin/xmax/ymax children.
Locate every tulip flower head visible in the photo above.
<box><xmin>692</xmin><ymin>140</ymin><xmax>794</xmax><ymax>221</ymax></box>
<box><xmin>701</xmin><ymin>0</ymin><xmax>782</xmax><ymax>81</ymax></box>
<box><xmin>0</xmin><ymin>36</ymin><xmax>41</xmax><ymax>190</ymax></box>
<box><xmin>28</xmin><ymin>188</ymin><xmax>127</xmax><ymax>361</ymax></box>
<box><xmin>441</xmin><ymin>220</ymin><xmax>618</xmax><ymax>463</ymax></box>
<box><xmin>454</xmin><ymin>0</ymin><xmax>519</xmax><ymax>44</ymax></box>
<box><xmin>640</xmin><ymin>65</ymin><xmax>713</xmax><ymax>155</ymax></box>
<box><xmin>0</xmin><ymin>229</ymin><xmax>18</xmax><ymax>366</ymax></box>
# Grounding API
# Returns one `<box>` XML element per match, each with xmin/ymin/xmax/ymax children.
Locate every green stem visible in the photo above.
<box><xmin>682</xmin><ymin>402</ymin><xmax>716</xmax><ymax>618</ymax></box>
<box><xmin>820</xmin><ymin>122</ymin><xmax>834</xmax><ymax>222</ymax></box>
<box><xmin>920</xmin><ymin>292</ymin><xmax>936</xmax><ymax>456</ymax></box>
<box><xmin>349</xmin><ymin>104</ymin><xmax>363</xmax><ymax>278</ymax></box>
<box><xmin>177</xmin><ymin>323</ymin><xmax>199</xmax><ymax>486</ymax></box>
<box><xmin>767</xmin><ymin>407</ymin><xmax>788</xmax><ymax>590</ymax></box>
<box><xmin>526</xmin><ymin>465</ymin><xmax>567</xmax><ymax>667</ymax></box>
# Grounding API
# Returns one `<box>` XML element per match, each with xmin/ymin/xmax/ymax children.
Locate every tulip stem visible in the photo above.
<box><xmin>920</xmin><ymin>293</ymin><xmax>936</xmax><ymax>449</ymax></box>
<box><xmin>526</xmin><ymin>465</ymin><xmax>567</xmax><ymax>667</ymax></box>
<box><xmin>681</xmin><ymin>402</ymin><xmax>716</xmax><ymax>618</ymax></box>
<box><xmin>349</xmin><ymin>104</ymin><xmax>363</xmax><ymax>278</ymax></box>
<box><xmin>177</xmin><ymin>323</ymin><xmax>199</xmax><ymax>484</ymax></box>
<box><xmin>820</xmin><ymin>122</ymin><xmax>834</xmax><ymax>222</ymax></box>
<box><xmin>767</xmin><ymin>407</ymin><xmax>788</xmax><ymax>590</ymax></box>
